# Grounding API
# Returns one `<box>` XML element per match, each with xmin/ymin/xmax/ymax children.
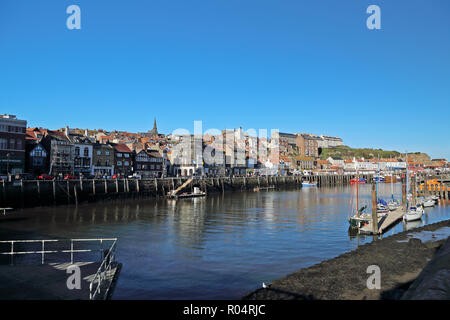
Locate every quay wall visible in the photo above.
<box><xmin>0</xmin><ymin>174</ymin><xmax>359</xmax><ymax>209</ymax></box>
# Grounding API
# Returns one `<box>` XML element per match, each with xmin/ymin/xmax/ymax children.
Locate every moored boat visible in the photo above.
<box><xmin>350</xmin><ymin>178</ymin><xmax>366</xmax><ymax>184</ymax></box>
<box><xmin>403</xmin><ymin>206</ymin><xmax>424</xmax><ymax>222</ymax></box>
<box><xmin>422</xmin><ymin>199</ymin><xmax>435</xmax><ymax>207</ymax></box>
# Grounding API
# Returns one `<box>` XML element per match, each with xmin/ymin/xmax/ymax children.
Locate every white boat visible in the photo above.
<box><xmin>388</xmin><ymin>200</ymin><xmax>401</xmax><ymax>211</ymax></box>
<box><xmin>428</xmin><ymin>195</ymin><xmax>439</xmax><ymax>202</ymax></box>
<box><xmin>403</xmin><ymin>206</ymin><xmax>424</xmax><ymax>222</ymax></box>
<box><xmin>302</xmin><ymin>182</ymin><xmax>317</xmax><ymax>187</ymax></box>
<box><xmin>422</xmin><ymin>199</ymin><xmax>435</xmax><ymax>207</ymax></box>
<box><xmin>377</xmin><ymin>203</ymin><xmax>389</xmax><ymax>217</ymax></box>
<box><xmin>348</xmin><ymin>170</ymin><xmax>370</xmax><ymax>229</ymax></box>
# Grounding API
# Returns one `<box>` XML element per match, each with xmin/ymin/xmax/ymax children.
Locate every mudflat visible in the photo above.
<box><xmin>243</xmin><ymin>219</ymin><xmax>450</xmax><ymax>300</ymax></box>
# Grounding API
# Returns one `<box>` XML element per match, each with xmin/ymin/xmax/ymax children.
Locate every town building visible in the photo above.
<box><xmin>66</xmin><ymin>128</ymin><xmax>94</xmax><ymax>176</ymax></box>
<box><xmin>271</xmin><ymin>132</ymin><xmax>298</xmax><ymax>154</ymax></box>
<box><xmin>92</xmin><ymin>143</ymin><xmax>115</xmax><ymax>177</ymax></box>
<box><xmin>294</xmin><ymin>156</ymin><xmax>315</xmax><ymax>170</ymax></box>
<box><xmin>25</xmin><ymin>128</ymin><xmax>49</xmax><ymax>175</ymax></box>
<box><xmin>296</xmin><ymin>133</ymin><xmax>320</xmax><ymax>158</ymax></box>
<box><xmin>135</xmin><ymin>149</ymin><xmax>163</xmax><ymax>178</ymax></box>
<box><xmin>41</xmin><ymin>130</ymin><xmax>74</xmax><ymax>177</ymax></box>
<box><xmin>113</xmin><ymin>143</ymin><xmax>134</xmax><ymax>177</ymax></box>
<box><xmin>318</xmin><ymin>135</ymin><xmax>343</xmax><ymax>148</ymax></box>
<box><xmin>0</xmin><ymin>114</ymin><xmax>27</xmax><ymax>176</ymax></box>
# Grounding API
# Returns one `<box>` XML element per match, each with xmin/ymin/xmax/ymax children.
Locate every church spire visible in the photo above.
<box><xmin>150</xmin><ymin>118</ymin><xmax>158</xmax><ymax>137</ymax></box>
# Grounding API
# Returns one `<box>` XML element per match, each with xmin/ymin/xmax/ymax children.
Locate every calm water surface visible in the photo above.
<box><xmin>1</xmin><ymin>183</ymin><xmax>449</xmax><ymax>299</ymax></box>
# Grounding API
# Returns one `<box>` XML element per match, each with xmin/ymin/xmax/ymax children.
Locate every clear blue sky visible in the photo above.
<box><xmin>1</xmin><ymin>0</ymin><xmax>449</xmax><ymax>159</ymax></box>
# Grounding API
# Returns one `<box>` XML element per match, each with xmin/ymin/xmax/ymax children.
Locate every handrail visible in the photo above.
<box><xmin>89</xmin><ymin>240</ymin><xmax>117</xmax><ymax>300</ymax></box>
<box><xmin>0</xmin><ymin>238</ymin><xmax>117</xmax><ymax>300</ymax></box>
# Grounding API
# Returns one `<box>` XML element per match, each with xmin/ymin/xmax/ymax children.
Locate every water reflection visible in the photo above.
<box><xmin>0</xmin><ymin>183</ymin><xmax>449</xmax><ymax>299</ymax></box>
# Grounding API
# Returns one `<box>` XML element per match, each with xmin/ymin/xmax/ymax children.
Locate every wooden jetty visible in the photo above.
<box><xmin>359</xmin><ymin>206</ymin><xmax>405</xmax><ymax>235</ymax></box>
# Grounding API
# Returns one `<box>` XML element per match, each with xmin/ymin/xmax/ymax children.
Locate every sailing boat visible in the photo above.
<box><xmin>387</xmin><ymin>157</ymin><xmax>401</xmax><ymax>211</ymax></box>
<box><xmin>403</xmin><ymin>152</ymin><xmax>424</xmax><ymax>222</ymax></box>
<box><xmin>349</xmin><ymin>166</ymin><xmax>371</xmax><ymax>229</ymax></box>
<box><xmin>375</xmin><ymin>156</ymin><xmax>389</xmax><ymax>216</ymax></box>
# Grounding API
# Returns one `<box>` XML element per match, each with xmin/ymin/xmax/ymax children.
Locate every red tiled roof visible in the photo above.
<box><xmin>114</xmin><ymin>144</ymin><xmax>132</xmax><ymax>153</ymax></box>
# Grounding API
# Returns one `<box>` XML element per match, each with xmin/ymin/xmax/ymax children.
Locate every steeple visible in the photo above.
<box><xmin>150</xmin><ymin>118</ymin><xmax>158</xmax><ymax>137</ymax></box>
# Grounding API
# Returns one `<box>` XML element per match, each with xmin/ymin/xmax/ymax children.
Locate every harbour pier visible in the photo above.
<box><xmin>0</xmin><ymin>174</ymin><xmax>360</xmax><ymax>209</ymax></box>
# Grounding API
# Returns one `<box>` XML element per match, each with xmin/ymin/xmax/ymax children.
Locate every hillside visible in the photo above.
<box><xmin>319</xmin><ymin>146</ymin><xmax>430</xmax><ymax>161</ymax></box>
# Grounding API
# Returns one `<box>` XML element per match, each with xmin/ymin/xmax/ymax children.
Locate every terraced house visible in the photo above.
<box><xmin>113</xmin><ymin>143</ymin><xmax>134</xmax><ymax>177</ymax></box>
<box><xmin>66</xmin><ymin>128</ymin><xmax>94</xmax><ymax>176</ymax></box>
<box><xmin>92</xmin><ymin>143</ymin><xmax>114</xmax><ymax>177</ymax></box>
<box><xmin>41</xmin><ymin>130</ymin><xmax>74</xmax><ymax>177</ymax></box>
<box><xmin>135</xmin><ymin>148</ymin><xmax>163</xmax><ymax>178</ymax></box>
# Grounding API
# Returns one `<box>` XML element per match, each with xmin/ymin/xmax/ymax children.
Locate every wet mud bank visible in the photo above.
<box><xmin>243</xmin><ymin>219</ymin><xmax>450</xmax><ymax>300</ymax></box>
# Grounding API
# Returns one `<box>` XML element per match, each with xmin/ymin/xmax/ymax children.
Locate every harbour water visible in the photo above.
<box><xmin>1</xmin><ymin>183</ymin><xmax>449</xmax><ymax>299</ymax></box>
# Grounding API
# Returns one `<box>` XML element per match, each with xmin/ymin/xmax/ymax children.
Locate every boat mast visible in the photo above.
<box><xmin>376</xmin><ymin>154</ymin><xmax>379</xmax><ymax>203</ymax></box>
<box><xmin>356</xmin><ymin>161</ymin><xmax>359</xmax><ymax>216</ymax></box>
<box><xmin>406</xmin><ymin>151</ymin><xmax>409</xmax><ymax>210</ymax></box>
<box><xmin>390</xmin><ymin>156</ymin><xmax>394</xmax><ymax>200</ymax></box>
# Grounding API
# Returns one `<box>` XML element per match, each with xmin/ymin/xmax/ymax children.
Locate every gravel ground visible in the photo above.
<box><xmin>243</xmin><ymin>219</ymin><xmax>450</xmax><ymax>300</ymax></box>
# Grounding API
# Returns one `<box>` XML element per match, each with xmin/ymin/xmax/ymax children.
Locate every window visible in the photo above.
<box><xmin>75</xmin><ymin>147</ymin><xmax>80</xmax><ymax>156</ymax></box>
<box><xmin>32</xmin><ymin>158</ymin><xmax>43</xmax><ymax>166</ymax></box>
<box><xmin>0</xmin><ymin>138</ymin><xmax>7</xmax><ymax>150</ymax></box>
<box><xmin>117</xmin><ymin>161</ymin><xmax>122</xmax><ymax>166</ymax></box>
<box><xmin>117</xmin><ymin>153</ymin><xmax>122</xmax><ymax>158</ymax></box>
<box><xmin>124</xmin><ymin>153</ymin><xmax>129</xmax><ymax>158</ymax></box>
<box><xmin>105</xmin><ymin>151</ymin><xmax>110</xmax><ymax>156</ymax></box>
<box><xmin>124</xmin><ymin>161</ymin><xmax>129</xmax><ymax>166</ymax></box>
<box><xmin>17</xmin><ymin>139</ymin><xmax>23</xmax><ymax>150</ymax></box>
<box><xmin>84</xmin><ymin>148</ymin><xmax>89</xmax><ymax>157</ymax></box>
<box><xmin>97</xmin><ymin>150</ymin><xmax>101</xmax><ymax>155</ymax></box>
<box><xmin>9</xmin><ymin>139</ymin><xmax>15</xmax><ymax>149</ymax></box>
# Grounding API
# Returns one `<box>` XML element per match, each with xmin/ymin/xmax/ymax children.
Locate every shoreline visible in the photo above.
<box><xmin>242</xmin><ymin>219</ymin><xmax>450</xmax><ymax>300</ymax></box>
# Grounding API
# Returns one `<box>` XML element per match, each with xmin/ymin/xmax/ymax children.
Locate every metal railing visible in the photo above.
<box><xmin>0</xmin><ymin>238</ymin><xmax>117</xmax><ymax>300</ymax></box>
<box><xmin>89</xmin><ymin>239</ymin><xmax>117</xmax><ymax>300</ymax></box>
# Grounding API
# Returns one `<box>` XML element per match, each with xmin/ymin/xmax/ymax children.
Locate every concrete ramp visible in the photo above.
<box><xmin>0</xmin><ymin>261</ymin><xmax>120</xmax><ymax>300</ymax></box>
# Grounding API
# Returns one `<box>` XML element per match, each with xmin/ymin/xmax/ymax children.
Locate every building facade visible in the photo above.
<box><xmin>113</xmin><ymin>143</ymin><xmax>134</xmax><ymax>177</ymax></box>
<box><xmin>0</xmin><ymin>114</ymin><xmax>27</xmax><ymax>176</ymax></box>
<box><xmin>67</xmin><ymin>129</ymin><xmax>94</xmax><ymax>176</ymax></box>
<box><xmin>296</xmin><ymin>134</ymin><xmax>320</xmax><ymax>158</ymax></box>
<box><xmin>92</xmin><ymin>143</ymin><xmax>115</xmax><ymax>177</ymax></box>
<box><xmin>42</xmin><ymin>131</ymin><xmax>74</xmax><ymax>177</ymax></box>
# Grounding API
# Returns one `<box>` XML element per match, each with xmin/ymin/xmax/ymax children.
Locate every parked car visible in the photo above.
<box><xmin>38</xmin><ymin>174</ymin><xmax>54</xmax><ymax>180</ymax></box>
<box><xmin>63</xmin><ymin>174</ymin><xmax>77</xmax><ymax>180</ymax></box>
<box><xmin>14</xmin><ymin>173</ymin><xmax>35</xmax><ymax>180</ymax></box>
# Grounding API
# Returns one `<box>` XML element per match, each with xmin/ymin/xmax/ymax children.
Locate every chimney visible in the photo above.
<box><xmin>65</xmin><ymin>126</ymin><xmax>69</xmax><ymax>137</ymax></box>
<box><xmin>85</xmin><ymin>129</ymin><xmax>88</xmax><ymax>137</ymax></box>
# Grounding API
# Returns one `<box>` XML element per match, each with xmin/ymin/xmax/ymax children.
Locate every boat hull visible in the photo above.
<box><xmin>403</xmin><ymin>208</ymin><xmax>424</xmax><ymax>222</ymax></box>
